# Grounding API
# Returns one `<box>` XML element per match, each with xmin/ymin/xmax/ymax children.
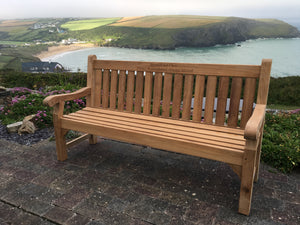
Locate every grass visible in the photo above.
<box><xmin>110</xmin><ymin>15</ymin><xmax>226</xmax><ymax>28</ymax></box>
<box><xmin>0</xmin><ymin>41</ymin><xmax>27</xmax><ymax>45</ymax></box>
<box><xmin>0</xmin><ymin>45</ymin><xmax>49</xmax><ymax>70</ymax></box>
<box><xmin>0</xmin><ymin>20</ymin><xmax>36</xmax><ymax>33</ymax></box>
<box><xmin>267</xmin><ymin>104</ymin><xmax>300</xmax><ymax>110</ymax></box>
<box><xmin>0</xmin><ymin>56</ymin><xmax>14</xmax><ymax>69</ymax></box>
<box><xmin>61</xmin><ymin>18</ymin><xmax>121</xmax><ymax>31</ymax></box>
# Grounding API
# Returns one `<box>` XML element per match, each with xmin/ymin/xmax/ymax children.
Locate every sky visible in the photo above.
<box><xmin>0</xmin><ymin>0</ymin><xmax>300</xmax><ymax>21</ymax></box>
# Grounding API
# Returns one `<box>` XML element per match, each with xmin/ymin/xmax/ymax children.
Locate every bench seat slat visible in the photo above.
<box><xmin>83</xmin><ymin>107</ymin><xmax>244</xmax><ymax>135</ymax></box>
<box><xmin>77</xmin><ymin>108</ymin><xmax>245</xmax><ymax>142</ymax></box>
<box><xmin>61</xmin><ymin>116</ymin><xmax>244</xmax><ymax>165</ymax></box>
<box><xmin>68</xmin><ymin>110</ymin><xmax>245</xmax><ymax>149</ymax></box>
<box><xmin>64</xmin><ymin>113</ymin><xmax>244</xmax><ymax>151</ymax></box>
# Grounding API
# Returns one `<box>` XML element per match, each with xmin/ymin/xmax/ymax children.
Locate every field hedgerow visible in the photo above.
<box><xmin>0</xmin><ymin>86</ymin><xmax>85</xmax><ymax>128</ymax></box>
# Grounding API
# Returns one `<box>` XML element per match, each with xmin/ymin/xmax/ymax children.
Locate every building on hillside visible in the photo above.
<box><xmin>22</xmin><ymin>62</ymin><xmax>65</xmax><ymax>73</ymax></box>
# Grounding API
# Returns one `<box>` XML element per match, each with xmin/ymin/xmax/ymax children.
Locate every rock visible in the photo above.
<box><xmin>18</xmin><ymin>120</ymin><xmax>36</xmax><ymax>135</ymax></box>
<box><xmin>0</xmin><ymin>86</ymin><xmax>6</xmax><ymax>91</ymax></box>
<box><xmin>23</xmin><ymin>114</ymin><xmax>35</xmax><ymax>122</ymax></box>
<box><xmin>7</xmin><ymin>121</ymin><xmax>23</xmax><ymax>133</ymax></box>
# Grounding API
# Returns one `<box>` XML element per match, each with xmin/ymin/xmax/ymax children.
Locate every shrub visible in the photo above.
<box><xmin>0</xmin><ymin>70</ymin><xmax>87</xmax><ymax>89</ymax></box>
<box><xmin>262</xmin><ymin>112</ymin><xmax>300</xmax><ymax>173</ymax></box>
<box><xmin>0</xmin><ymin>86</ymin><xmax>86</xmax><ymax>129</ymax></box>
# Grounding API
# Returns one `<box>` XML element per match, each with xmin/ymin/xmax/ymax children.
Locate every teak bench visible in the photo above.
<box><xmin>44</xmin><ymin>55</ymin><xmax>272</xmax><ymax>215</ymax></box>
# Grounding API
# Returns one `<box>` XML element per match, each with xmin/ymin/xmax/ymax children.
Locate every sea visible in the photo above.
<box><xmin>43</xmin><ymin>38</ymin><xmax>300</xmax><ymax>77</ymax></box>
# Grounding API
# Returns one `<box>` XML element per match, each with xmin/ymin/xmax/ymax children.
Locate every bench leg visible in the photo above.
<box><xmin>89</xmin><ymin>134</ymin><xmax>98</xmax><ymax>144</ymax></box>
<box><xmin>238</xmin><ymin>148</ymin><xmax>256</xmax><ymax>215</ymax></box>
<box><xmin>254</xmin><ymin>134</ymin><xmax>263</xmax><ymax>182</ymax></box>
<box><xmin>54</xmin><ymin>126</ymin><xmax>68</xmax><ymax>161</ymax></box>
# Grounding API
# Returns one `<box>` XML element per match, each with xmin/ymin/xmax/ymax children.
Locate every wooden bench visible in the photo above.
<box><xmin>43</xmin><ymin>55</ymin><xmax>272</xmax><ymax>215</ymax></box>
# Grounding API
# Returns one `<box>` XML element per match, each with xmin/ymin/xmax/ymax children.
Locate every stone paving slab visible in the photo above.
<box><xmin>0</xmin><ymin>137</ymin><xmax>299</xmax><ymax>225</ymax></box>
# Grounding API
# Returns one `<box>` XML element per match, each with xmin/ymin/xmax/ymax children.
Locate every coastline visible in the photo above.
<box><xmin>35</xmin><ymin>43</ymin><xmax>96</xmax><ymax>60</ymax></box>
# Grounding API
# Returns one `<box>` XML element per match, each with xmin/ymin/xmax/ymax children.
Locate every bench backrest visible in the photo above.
<box><xmin>86</xmin><ymin>55</ymin><xmax>272</xmax><ymax>129</ymax></box>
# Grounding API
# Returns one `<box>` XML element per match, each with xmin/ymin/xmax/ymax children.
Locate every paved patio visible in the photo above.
<box><xmin>0</xmin><ymin>137</ymin><xmax>299</xmax><ymax>225</ymax></box>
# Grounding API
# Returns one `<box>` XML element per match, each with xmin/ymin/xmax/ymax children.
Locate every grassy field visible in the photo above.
<box><xmin>61</xmin><ymin>18</ymin><xmax>121</xmax><ymax>31</ymax></box>
<box><xmin>0</xmin><ymin>41</ymin><xmax>27</xmax><ymax>46</ymax></box>
<box><xmin>0</xmin><ymin>20</ymin><xmax>36</xmax><ymax>34</ymax></box>
<box><xmin>0</xmin><ymin>56</ymin><xmax>14</xmax><ymax>69</ymax></box>
<box><xmin>0</xmin><ymin>45</ymin><xmax>48</xmax><ymax>70</ymax></box>
<box><xmin>111</xmin><ymin>15</ymin><xmax>226</xmax><ymax>28</ymax></box>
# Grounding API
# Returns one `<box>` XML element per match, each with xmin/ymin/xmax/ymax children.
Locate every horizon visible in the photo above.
<box><xmin>1</xmin><ymin>0</ymin><xmax>300</xmax><ymax>22</ymax></box>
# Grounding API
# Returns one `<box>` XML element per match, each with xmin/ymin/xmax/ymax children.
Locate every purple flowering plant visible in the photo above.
<box><xmin>0</xmin><ymin>85</ymin><xmax>85</xmax><ymax>128</ymax></box>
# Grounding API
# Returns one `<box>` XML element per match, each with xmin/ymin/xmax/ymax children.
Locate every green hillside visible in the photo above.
<box><xmin>110</xmin><ymin>15</ymin><xmax>226</xmax><ymax>28</ymax></box>
<box><xmin>61</xmin><ymin>18</ymin><xmax>121</xmax><ymax>31</ymax></box>
<box><xmin>0</xmin><ymin>16</ymin><xmax>299</xmax><ymax>49</ymax></box>
<box><xmin>65</xmin><ymin>16</ymin><xmax>300</xmax><ymax>49</ymax></box>
<box><xmin>0</xmin><ymin>16</ymin><xmax>300</xmax><ymax>69</ymax></box>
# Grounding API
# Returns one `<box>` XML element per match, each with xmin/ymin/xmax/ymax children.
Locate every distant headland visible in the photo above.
<box><xmin>1</xmin><ymin>15</ymin><xmax>299</xmax><ymax>51</ymax></box>
<box><xmin>0</xmin><ymin>15</ymin><xmax>300</xmax><ymax>70</ymax></box>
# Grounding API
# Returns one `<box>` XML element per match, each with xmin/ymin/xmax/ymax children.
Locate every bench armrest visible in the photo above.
<box><xmin>244</xmin><ymin>104</ymin><xmax>266</xmax><ymax>140</ymax></box>
<box><xmin>43</xmin><ymin>87</ymin><xmax>91</xmax><ymax>107</ymax></box>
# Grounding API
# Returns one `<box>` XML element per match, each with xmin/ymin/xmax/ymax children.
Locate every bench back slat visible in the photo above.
<box><xmin>134</xmin><ymin>71</ymin><xmax>144</xmax><ymax>114</ymax></box>
<box><xmin>215</xmin><ymin>76</ymin><xmax>230</xmax><ymax>125</ymax></box>
<box><xmin>182</xmin><ymin>75</ymin><xmax>194</xmax><ymax>120</ymax></box>
<box><xmin>171</xmin><ymin>74</ymin><xmax>183</xmax><ymax>119</ymax></box>
<box><xmin>102</xmin><ymin>69</ymin><xmax>110</xmax><ymax>108</ymax></box>
<box><xmin>143</xmin><ymin>72</ymin><xmax>153</xmax><ymax>115</ymax></box>
<box><xmin>192</xmin><ymin>75</ymin><xmax>205</xmax><ymax>122</ymax></box>
<box><xmin>240</xmin><ymin>78</ymin><xmax>257</xmax><ymax>128</ymax></box>
<box><xmin>152</xmin><ymin>72</ymin><xmax>163</xmax><ymax>116</ymax></box>
<box><xmin>126</xmin><ymin>71</ymin><xmax>135</xmax><ymax>112</ymax></box>
<box><xmin>161</xmin><ymin>73</ymin><xmax>173</xmax><ymax>118</ymax></box>
<box><xmin>227</xmin><ymin>77</ymin><xmax>243</xmax><ymax>127</ymax></box>
<box><xmin>88</xmin><ymin>56</ymin><xmax>272</xmax><ymax>129</ymax></box>
<box><xmin>118</xmin><ymin>70</ymin><xmax>126</xmax><ymax>111</ymax></box>
<box><xmin>204</xmin><ymin>76</ymin><xmax>217</xmax><ymax>124</ymax></box>
<box><xmin>110</xmin><ymin>70</ymin><xmax>118</xmax><ymax>110</ymax></box>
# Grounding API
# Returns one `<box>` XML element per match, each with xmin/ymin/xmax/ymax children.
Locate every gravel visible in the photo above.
<box><xmin>0</xmin><ymin>122</ymin><xmax>54</xmax><ymax>145</ymax></box>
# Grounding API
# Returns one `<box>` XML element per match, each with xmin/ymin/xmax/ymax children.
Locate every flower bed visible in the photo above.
<box><xmin>0</xmin><ymin>85</ymin><xmax>85</xmax><ymax>128</ymax></box>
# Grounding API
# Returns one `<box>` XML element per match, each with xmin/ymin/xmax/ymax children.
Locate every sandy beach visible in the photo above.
<box><xmin>35</xmin><ymin>43</ymin><xmax>96</xmax><ymax>60</ymax></box>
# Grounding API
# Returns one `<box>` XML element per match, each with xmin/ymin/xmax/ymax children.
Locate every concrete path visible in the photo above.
<box><xmin>0</xmin><ymin>137</ymin><xmax>299</xmax><ymax>225</ymax></box>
